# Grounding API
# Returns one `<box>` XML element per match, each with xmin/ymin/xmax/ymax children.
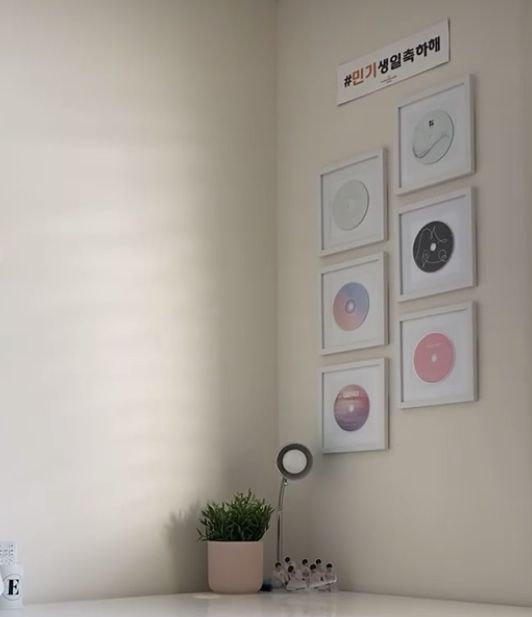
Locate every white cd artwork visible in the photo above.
<box><xmin>332</xmin><ymin>179</ymin><xmax>369</xmax><ymax>231</ymax></box>
<box><xmin>411</xmin><ymin>110</ymin><xmax>454</xmax><ymax>165</ymax></box>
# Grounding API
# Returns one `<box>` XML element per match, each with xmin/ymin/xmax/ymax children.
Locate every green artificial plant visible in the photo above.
<box><xmin>198</xmin><ymin>490</ymin><xmax>275</xmax><ymax>542</ymax></box>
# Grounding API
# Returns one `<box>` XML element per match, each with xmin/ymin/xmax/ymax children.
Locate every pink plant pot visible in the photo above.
<box><xmin>207</xmin><ymin>541</ymin><xmax>263</xmax><ymax>594</ymax></box>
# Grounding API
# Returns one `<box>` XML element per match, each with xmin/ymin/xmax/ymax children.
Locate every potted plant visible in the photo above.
<box><xmin>198</xmin><ymin>490</ymin><xmax>274</xmax><ymax>594</ymax></box>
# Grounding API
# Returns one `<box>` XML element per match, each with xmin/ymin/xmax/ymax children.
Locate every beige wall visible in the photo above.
<box><xmin>2</xmin><ymin>0</ymin><xmax>532</xmax><ymax>607</ymax></box>
<box><xmin>277</xmin><ymin>0</ymin><xmax>532</xmax><ymax>607</ymax></box>
<box><xmin>0</xmin><ymin>0</ymin><xmax>277</xmax><ymax>603</ymax></box>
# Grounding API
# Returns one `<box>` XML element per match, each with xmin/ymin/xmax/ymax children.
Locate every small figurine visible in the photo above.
<box><xmin>300</xmin><ymin>558</ymin><xmax>310</xmax><ymax>581</ymax></box>
<box><xmin>316</xmin><ymin>558</ymin><xmax>325</xmax><ymax>574</ymax></box>
<box><xmin>272</xmin><ymin>562</ymin><xmax>286</xmax><ymax>589</ymax></box>
<box><xmin>286</xmin><ymin>565</ymin><xmax>306</xmax><ymax>591</ymax></box>
<box><xmin>309</xmin><ymin>563</ymin><xmax>322</xmax><ymax>588</ymax></box>
<box><xmin>324</xmin><ymin>563</ymin><xmax>337</xmax><ymax>591</ymax></box>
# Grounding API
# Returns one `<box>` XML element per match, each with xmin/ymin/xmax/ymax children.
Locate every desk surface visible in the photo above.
<box><xmin>18</xmin><ymin>592</ymin><xmax>532</xmax><ymax>616</ymax></box>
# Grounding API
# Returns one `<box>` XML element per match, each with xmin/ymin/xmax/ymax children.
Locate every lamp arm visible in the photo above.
<box><xmin>276</xmin><ymin>477</ymin><xmax>288</xmax><ymax>563</ymax></box>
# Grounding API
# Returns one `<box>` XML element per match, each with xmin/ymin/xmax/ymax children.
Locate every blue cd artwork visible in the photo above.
<box><xmin>412</xmin><ymin>220</ymin><xmax>454</xmax><ymax>273</ymax></box>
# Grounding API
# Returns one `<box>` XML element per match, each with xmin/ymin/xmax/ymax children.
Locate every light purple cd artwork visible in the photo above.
<box><xmin>334</xmin><ymin>384</ymin><xmax>370</xmax><ymax>432</ymax></box>
<box><xmin>332</xmin><ymin>282</ymin><xmax>369</xmax><ymax>331</ymax></box>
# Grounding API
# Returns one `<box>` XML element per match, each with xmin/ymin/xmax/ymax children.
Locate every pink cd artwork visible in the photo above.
<box><xmin>333</xmin><ymin>384</ymin><xmax>370</xmax><ymax>431</ymax></box>
<box><xmin>413</xmin><ymin>332</ymin><xmax>455</xmax><ymax>383</ymax></box>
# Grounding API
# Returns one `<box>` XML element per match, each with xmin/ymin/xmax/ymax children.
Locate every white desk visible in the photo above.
<box><xmin>17</xmin><ymin>592</ymin><xmax>532</xmax><ymax>616</ymax></box>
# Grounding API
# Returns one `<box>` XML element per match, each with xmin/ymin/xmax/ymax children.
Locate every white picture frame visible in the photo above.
<box><xmin>319</xmin><ymin>359</ymin><xmax>388</xmax><ymax>454</ymax></box>
<box><xmin>319</xmin><ymin>149</ymin><xmax>387</xmax><ymax>255</ymax></box>
<box><xmin>398</xmin><ymin>302</ymin><xmax>477</xmax><ymax>409</ymax></box>
<box><xmin>395</xmin><ymin>75</ymin><xmax>475</xmax><ymax>195</ymax></box>
<box><xmin>320</xmin><ymin>253</ymin><xmax>387</xmax><ymax>355</ymax></box>
<box><xmin>396</xmin><ymin>187</ymin><xmax>476</xmax><ymax>301</ymax></box>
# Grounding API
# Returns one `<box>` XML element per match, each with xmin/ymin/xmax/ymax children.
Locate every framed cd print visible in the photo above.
<box><xmin>320</xmin><ymin>359</ymin><xmax>388</xmax><ymax>454</ymax></box>
<box><xmin>319</xmin><ymin>149</ymin><xmax>387</xmax><ymax>255</ymax></box>
<box><xmin>398</xmin><ymin>302</ymin><xmax>477</xmax><ymax>408</ymax></box>
<box><xmin>396</xmin><ymin>188</ymin><xmax>476</xmax><ymax>301</ymax></box>
<box><xmin>395</xmin><ymin>75</ymin><xmax>474</xmax><ymax>194</ymax></box>
<box><xmin>320</xmin><ymin>252</ymin><xmax>387</xmax><ymax>355</ymax></box>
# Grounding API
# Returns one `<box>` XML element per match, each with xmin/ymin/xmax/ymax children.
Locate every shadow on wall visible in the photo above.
<box><xmin>165</xmin><ymin>504</ymin><xmax>207</xmax><ymax>592</ymax></box>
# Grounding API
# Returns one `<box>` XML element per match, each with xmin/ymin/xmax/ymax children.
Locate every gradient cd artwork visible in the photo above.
<box><xmin>332</xmin><ymin>179</ymin><xmax>369</xmax><ymax>231</ymax></box>
<box><xmin>334</xmin><ymin>384</ymin><xmax>370</xmax><ymax>431</ymax></box>
<box><xmin>411</xmin><ymin>110</ymin><xmax>454</xmax><ymax>165</ymax></box>
<box><xmin>413</xmin><ymin>332</ymin><xmax>455</xmax><ymax>383</ymax></box>
<box><xmin>333</xmin><ymin>282</ymin><xmax>369</xmax><ymax>331</ymax></box>
<box><xmin>413</xmin><ymin>220</ymin><xmax>454</xmax><ymax>273</ymax></box>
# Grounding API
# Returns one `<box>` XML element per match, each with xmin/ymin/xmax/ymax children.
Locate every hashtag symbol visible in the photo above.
<box><xmin>344</xmin><ymin>74</ymin><xmax>352</xmax><ymax>87</ymax></box>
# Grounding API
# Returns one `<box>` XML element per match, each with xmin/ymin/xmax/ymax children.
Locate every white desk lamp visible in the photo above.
<box><xmin>275</xmin><ymin>443</ymin><xmax>313</xmax><ymax>562</ymax></box>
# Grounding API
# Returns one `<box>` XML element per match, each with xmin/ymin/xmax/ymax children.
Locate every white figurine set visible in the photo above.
<box><xmin>271</xmin><ymin>557</ymin><xmax>337</xmax><ymax>592</ymax></box>
<box><xmin>0</xmin><ymin>542</ymin><xmax>23</xmax><ymax>609</ymax></box>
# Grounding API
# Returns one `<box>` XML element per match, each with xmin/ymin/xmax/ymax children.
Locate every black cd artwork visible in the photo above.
<box><xmin>412</xmin><ymin>221</ymin><xmax>454</xmax><ymax>273</ymax></box>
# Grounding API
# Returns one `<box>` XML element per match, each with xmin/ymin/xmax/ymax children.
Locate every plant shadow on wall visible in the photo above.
<box><xmin>165</xmin><ymin>503</ymin><xmax>207</xmax><ymax>592</ymax></box>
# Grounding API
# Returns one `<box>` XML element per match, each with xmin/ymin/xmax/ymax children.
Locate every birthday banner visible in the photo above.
<box><xmin>337</xmin><ymin>20</ymin><xmax>449</xmax><ymax>105</ymax></box>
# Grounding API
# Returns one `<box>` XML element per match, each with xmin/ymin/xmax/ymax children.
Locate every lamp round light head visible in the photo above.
<box><xmin>276</xmin><ymin>443</ymin><xmax>313</xmax><ymax>480</ymax></box>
